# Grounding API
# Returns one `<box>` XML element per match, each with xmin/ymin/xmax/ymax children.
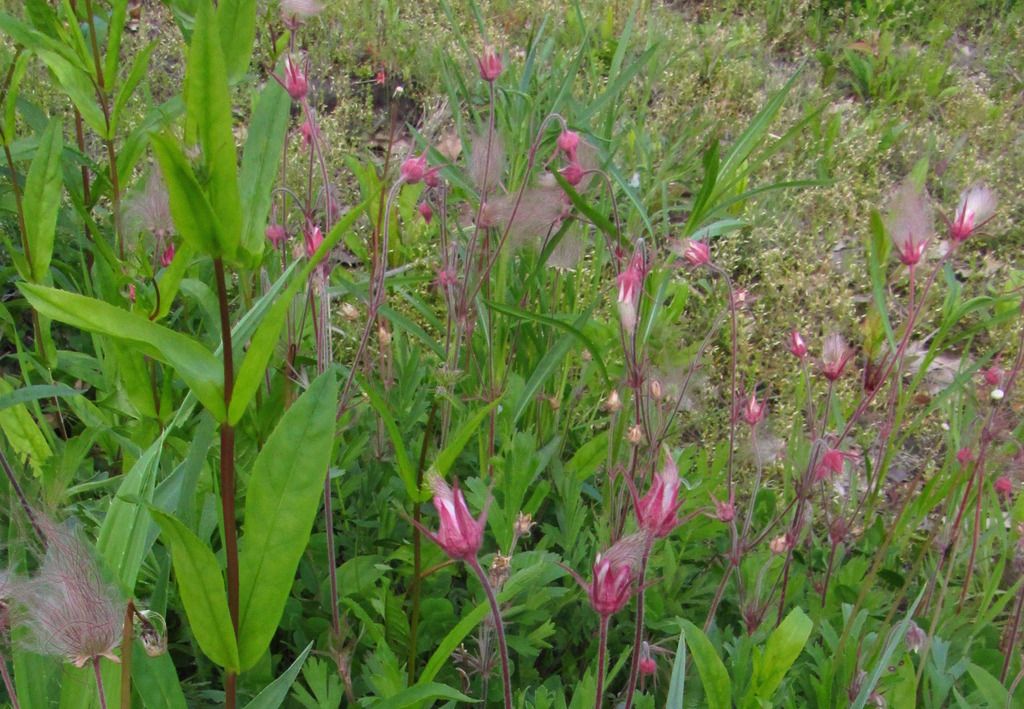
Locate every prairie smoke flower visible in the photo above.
<box><xmin>560</xmin><ymin>161</ymin><xmax>584</xmax><ymax>186</ymax></box>
<box><xmin>265</xmin><ymin>223</ymin><xmax>288</xmax><ymax>247</ymax></box>
<box><xmin>283</xmin><ymin>56</ymin><xmax>308</xmax><ymax>102</ymax></box>
<box><xmin>400</xmin><ymin>153</ymin><xmax>428</xmax><ymax>184</ymax></box>
<box><xmin>567</xmin><ymin>533</ymin><xmax>646</xmax><ymax>617</ymax></box>
<box><xmin>418</xmin><ymin>202</ymin><xmax>433</xmax><ymax>224</ymax></box>
<box><xmin>303</xmin><ymin>222</ymin><xmax>323</xmax><ymax>258</ymax></box>
<box><xmin>905</xmin><ymin>621</ymin><xmax>926</xmax><ymax>654</ymax></box>
<box><xmin>886</xmin><ymin>181</ymin><xmax>932</xmax><ymax>267</ymax></box>
<box><xmin>604</xmin><ymin>389</ymin><xmax>622</xmax><ymax>413</ymax></box>
<box><xmin>682</xmin><ymin>239</ymin><xmax>710</xmax><ymax>268</ymax></box>
<box><xmin>821</xmin><ymin>333</ymin><xmax>854</xmax><ymax>381</ymax></box>
<box><xmin>957</xmin><ymin>448</ymin><xmax>974</xmax><ymax>466</ymax></box>
<box><xmin>127</xmin><ymin>284</ymin><xmax>136</xmax><ymax>303</ymax></box>
<box><xmin>13</xmin><ymin>522</ymin><xmax>122</xmax><ymax>667</ymax></box>
<box><xmin>557</xmin><ymin>130</ymin><xmax>579</xmax><ymax>158</ymax></box>
<box><xmin>160</xmin><ymin>241</ymin><xmax>175</xmax><ymax>268</ymax></box>
<box><xmin>769</xmin><ymin>535</ymin><xmax>791</xmax><ymax>555</ymax></box>
<box><xmin>739</xmin><ymin>392</ymin><xmax>766</xmax><ymax>426</ymax></box>
<box><xmin>280</xmin><ymin>0</ymin><xmax>322</xmax><ymax>29</ymax></box>
<box><xmin>712</xmin><ymin>492</ymin><xmax>735</xmax><ymax>523</ymax></box>
<box><xmin>424</xmin><ymin>166</ymin><xmax>441</xmax><ymax>188</ymax></box>
<box><xmin>814</xmin><ymin>447</ymin><xmax>857</xmax><ymax>482</ymax></box>
<box><xmin>298</xmin><ymin>119</ymin><xmax>318</xmax><ymax>146</ymax></box>
<box><xmin>617</xmin><ymin>252</ymin><xmax>646</xmax><ymax>333</ymax></box>
<box><xmin>477</xmin><ymin>46</ymin><xmax>503</xmax><ymax>82</ymax></box>
<box><xmin>635</xmin><ymin>455</ymin><xmax>683</xmax><ymax>538</ymax></box>
<box><xmin>983</xmin><ymin>365</ymin><xmax>1004</xmax><ymax>387</ymax></box>
<box><xmin>435</xmin><ymin>265</ymin><xmax>458</xmax><ymax>290</ymax></box>
<box><xmin>639</xmin><ymin>642</ymin><xmax>656</xmax><ymax>676</ymax></box>
<box><xmin>788</xmin><ymin>330</ymin><xmax>808</xmax><ymax>359</ymax></box>
<box><xmin>125</xmin><ymin>172</ymin><xmax>172</xmax><ymax>238</ymax></box>
<box><xmin>950</xmin><ymin>184</ymin><xmax>996</xmax><ymax>242</ymax></box>
<box><xmin>420</xmin><ymin>474</ymin><xmax>488</xmax><ymax>562</ymax></box>
<box><xmin>627</xmin><ymin>424</ymin><xmax>644</xmax><ymax>445</ymax></box>
<box><xmin>996</xmin><ymin>476</ymin><xmax>1013</xmax><ymax>498</ymax></box>
<box><xmin>469</xmin><ymin>132</ymin><xmax>505</xmax><ymax>193</ymax></box>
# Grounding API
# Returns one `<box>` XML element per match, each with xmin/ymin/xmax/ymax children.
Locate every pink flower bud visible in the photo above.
<box><xmin>284</xmin><ymin>56</ymin><xmax>308</xmax><ymax>101</ymax></box>
<box><xmin>418</xmin><ymin>201</ymin><xmax>433</xmax><ymax>224</ymax></box>
<box><xmin>712</xmin><ymin>492</ymin><xmax>735</xmax><ymax>523</ymax></box>
<box><xmin>996</xmin><ymin>475</ymin><xmax>1013</xmax><ymax>498</ymax></box>
<box><xmin>740</xmin><ymin>392</ymin><xmax>766</xmax><ymax>426</ymax></box>
<box><xmin>424</xmin><ymin>167</ymin><xmax>441</xmax><ymax>188</ymax></box>
<box><xmin>477</xmin><ymin>46</ymin><xmax>503</xmax><ymax>82</ymax></box>
<box><xmin>887</xmin><ymin>181</ymin><xmax>932</xmax><ymax>267</ymax></box>
<box><xmin>905</xmin><ymin>621</ymin><xmax>926</xmax><ymax>653</ymax></box>
<box><xmin>299</xmin><ymin>119</ymin><xmax>318</xmax><ymax>146</ymax></box>
<box><xmin>557</xmin><ymin>130</ymin><xmax>580</xmax><ymax>157</ymax></box>
<box><xmin>821</xmin><ymin>333</ymin><xmax>854</xmax><ymax>382</ymax></box>
<box><xmin>814</xmin><ymin>447</ymin><xmax>857</xmax><ymax>482</ymax></box>
<box><xmin>950</xmin><ymin>184</ymin><xmax>996</xmax><ymax>242</ymax></box>
<box><xmin>425</xmin><ymin>474</ymin><xmax>488</xmax><ymax>561</ymax></box>
<box><xmin>560</xmin><ymin>161</ymin><xmax>584</xmax><ymax>186</ymax></box>
<box><xmin>983</xmin><ymin>365</ymin><xmax>1004</xmax><ymax>387</ymax></box>
<box><xmin>616</xmin><ymin>252</ymin><xmax>646</xmax><ymax>333</ymax></box>
<box><xmin>435</xmin><ymin>265</ymin><xmax>458</xmax><ymax>290</ymax></box>
<box><xmin>683</xmin><ymin>239</ymin><xmax>710</xmax><ymax>267</ymax></box>
<box><xmin>567</xmin><ymin>534</ymin><xmax>645</xmax><ymax>618</ymax></box>
<box><xmin>127</xmin><ymin>284</ymin><xmax>136</xmax><ymax>303</ymax></box>
<box><xmin>303</xmin><ymin>222</ymin><xmax>323</xmax><ymax>258</ymax></box>
<box><xmin>788</xmin><ymin>330</ymin><xmax>808</xmax><ymax>359</ymax></box>
<box><xmin>636</xmin><ymin>455</ymin><xmax>683</xmax><ymax>539</ymax></box>
<box><xmin>639</xmin><ymin>656</ymin><xmax>657</xmax><ymax>676</ymax></box>
<box><xmin>266</xmin><ymin>223</ymin><xmax>288</xmax><ymax>247</ymax></box>
<box><xmin>957</xmin><ymin>447</ymin><xmax>974</xmax><ymax>466</ymax></box>
<box><xmin>160</xmin><ymin>242</ymin><xmax>175</xmax><ymax>268</ymax></box>
<box><xmin>400</xmin><ymin>153</ymin><xmax>428</xmax><ymax>184</ymax></box>
<box><xmin>769</xmin><ymin>534</ymin><xmax>791</xmax><ymax>555</ymax></box>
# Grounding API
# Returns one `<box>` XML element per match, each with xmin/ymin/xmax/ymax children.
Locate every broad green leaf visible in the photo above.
<box><xmin>23</xmin><ymin>118</ymin><xmax>63</xmax><ymax>282</ymax></box>
<box><xmin>35</xmin><ymin>48</ymin><xmax>107</xmax><ymax>135</ymax></box>
<box><xmin>0</xmin><ymin>378</ymin><xmax>52</xmax><ymax>477</ymax></box>
<box><xmin>743</xmin><ymin>607</ymin><xmax>812</xmax><ymax>708</ymax></box>
<box><xmin>3</xmin><ymin>52</ymin><xmax>30</xmax><ymax>144</ymax></box>
<box><xmin>243</xmin><ymin>641</ymin><xmax>314</xmax><ymax>709</ymax></box>
<box><xmin>0</xmin><ymin>383</ymin><xmax>81</xmax><ymax>412</ymax></box>
<box><xmin>151</xmin><ymin>509</ymin><xmax>240</xmax><ymax>671</ymax></box>
<box><xmin>373</xmin><ymin>683</ymin><xmax>476</xmax><ymax>709</ymax></box>
<box><xmin>679</xmin><ymin>618</ymin><xmax>731</xmax><ymax>709</ymax></box>
<box><xmin>103</xmin><ymin>0</ymin><xmax>128</xmax><ymax>88</ymax></box>
<box><xmin>18</xmin><ymin>283</ymin><xmax>227</xmax><ymax>420</ymax></box>
<box><xmin>217</xmin><ymin>0</ymin><xmax>256</xmax><ymax>82</ymax></box>
<box><xmin>238</xmin><ymin>76</ymin><xmax>289</xmax><ymax>263</ymax></box>
<box><xmin>97</xmin><ymin>432</ymin><xmax>165</xmax><ymax>590</ymax></box>
<box><xmin>966</xmin><ymin>663</ymin><xmax>1008</xmax><ymax>707</ymax></box>
<box><xmin>667</xmin><ymin>625</ymin><xmax>687</xmax><ymax>708</ymax></box>
<box><xmin>237</xmin><ymin>371</ymin><xmax>338</xmax><ymax>670</ymax></box>
<box><xmin>228</xmin><ymin>200</ymin><xmax>366</xmax><ymax>424</ymax></box>
<box><xmin>185</xmin><ymin>0</ymin><xmax>241</xmax><ymax>259</ymax></box>
<box><xmin>150</xmin><ymin>132</ymin><xmax>224</xmax><ymax>257</ymax></box>
<box><xmin>131</xmin><ymin>645</ymin><xmax>188</xmax><ymax>709</ymax></box>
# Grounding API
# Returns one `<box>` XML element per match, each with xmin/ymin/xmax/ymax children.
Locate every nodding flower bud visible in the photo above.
<box><xmin>788</xmin><ymin>330</ymin><xmax>808</xmax><ymax>359</ymax></box>
<box><xmin>560</xmin><ymin>161</ymin><xmax>584</xmax><ymax>186</ymax></box>
<box><xmin>266</xmin><ymin>223</ymin><xmax>288</xmax><ymax>247</ymax></box>
<box><xmin>400</xmin><ymin>153</ymin><xmax>428</xmax><ymax>184</ymax></box>
<box><xmin>160</xmin><ymin>242</ymin><xmax>175</xmax><ymax>268</ymax></box>
<box><xmin>627</xmin><ymin>424</ymin><xmax>644</xmax><ymax>445</ymax></box>
<box><xmin>617</xmin><ymin>252</ymin><xmax>646</xmax><ymax>333</ymax></box>
<box><xmin>905</xmin><ymin>621</ymin><xmax>926</xmax><ymax>654</ymax></box>
<box><xmin>950</xmin><ymin>184</ymin><xmax>996</xmax><ymax>242</ymax></box>
<box><xmin>740</xmin><ymin>392</ymin><xmax>766</xmax><ymax>427</ymax></box>
<box><xmin>420</xmin><ymin>474</ymin><xmax>489</xmax><ymax>562</ymax></box>
<box><xmin>821</xmin><ymin>333</ymin><xmax>854</xmax><ymax>382</ymax></box>
<box><xmin>557</xmin><ymin>130</ymin><xmax>580</xmax><ymax>158</ymax></box>
<box><xmin>127</xmin><ymin>284</ymin><xmax>136</xmax><ymax>303</ymax></box>
<box><xmin>682</xmin><ymin>239</ymin><xmax>710</xmax><ymax>268</ymax></box>
<box><xmin>639</xmin><ymin>642</ymin><xmax>657</xmax><ymax>676</ymax></box>
<box><xmin>769</xmin><ymin>534</ymin><xmax>792</xmax><ymax>555</ymax></box>
<box><xmin>424</xmin><ymin>166</ymin><xmax>441</xmax><ymax>188</ymax></box>
<box><xmin>283</xmin><ymin>56</ymin><xmax>308</xmax><ymax>101</ymax></box>
<box><xmin>814</xmin><ymin>447</ymin><xmax>857</xmax><ymax>482</ymax></box>
<box><xmin>604</xmin><ymin>389</ymin><xmax>622</xmax><ymax>413</ymax></box>
<box><xmin>477</xmin><ymin>45</ymin><xmax>503</xmax><ymax>82</ymax></box>
<box><xmin>636</xmin><ymin>454</ymin><xmax>683</xmax><ymax>539</ymax></box>
<box><xmin>513</xmin><ymin>511</ymin><xmax>535</xmax><ymax>539</ymax></box>
<box><xmin>418</xmin><ymin>202</ymin><xmax>433</xmax><ymax>224</ymax></box>
<box><xmin>712</xmin><ymin>492</ymin><xmax>735</xmax><ymax>523</ymax></box>
<box><xmin>996</xmin><ymin>475</ymin><xmax>1014</xmax><ymax>498</ymax></box>
<box><xmin>983</xmin><ymin>364</ymin><xmax>1004</xmax><ymax>387</ymax></box>
<box><xmin>299</xmin><ymin>119</ymin><xmax>318</xmax><ymax>146</ymax></box>
<box><xmin>565</xmin><ymin>533</ymin><xmax>646</xmax><ymax>618</ymax></box>
<box><xmin>303</xmin><ymin>222</ymin><xmax>324</xmax><ymax>258</ymax></box>
<box><xmin>957</xmin><ymin>447</ymin><xmax>974</xmax><ymax>467</ymax></box>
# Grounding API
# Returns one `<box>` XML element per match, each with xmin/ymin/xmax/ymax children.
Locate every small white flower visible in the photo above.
<box><xmin>991</xmin><ymin>388</ymin><xmax>1005</xmax><ymax>401</ymax></box>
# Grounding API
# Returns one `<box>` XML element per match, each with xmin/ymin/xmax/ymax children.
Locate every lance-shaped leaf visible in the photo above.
<box><xmin>18</xmin><ymin>283</ymin><xmax>226</xmax><ymax>420</ymax></box>
<box><xmin>185</xmin><ymin>0</ymin><xmax>241</xmax><ymax>260</ymax></box>
<box><xmin>23</xmin><ymin>118</ymin><xmax>63</xmax><ymax>282</ymax></box>
<box><xmin>150</xmin><ymin>132</ymin><xmax>224</xmax><ymax>257</ymax></box>
<box><xmin>237</xmin><ymin>370</ymin><xmax>338</xmax><ymax>670</ymax></box>
<box><xmin>217</xmin><ymin>0</ymin><xmax>256</xmax><ymax>82</ymax></box>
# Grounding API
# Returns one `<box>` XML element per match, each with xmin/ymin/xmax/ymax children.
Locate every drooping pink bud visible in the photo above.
<box><xmin>303</xmin><ymin>222</ymin><xmax>323</xmax><ymax>258</ymax></box>
<box><xmin>814</xmin><ymin>447</ymin><xmax>857</xmax><ymax>482</ymax></box>
<box><xmin>821</xmin><ymin>333</ymin><xmax>854</xmax><ymax>382</ymax></box>
<box><xmin>996</xmin><ymin>476</ymin><xmax>1014</xmax><ymax>498</ymax></box>
<box><xmin>477</xmin><ymin>46</ymin><xmax>503</xmax><ymax>82</ymax></box>
<box><xmin>424</xmin><ymin>166</ymin><xmax>441</xmax><ymax>188</ymax></box>
<box><xmin>616</xmin><ymin>252</ymin><xmax>646</xmax><ymax>333</ymax></box>
<box><xmin>712</xmin><ymin>492</ymin><xmax>735</xmax><ymax>523</ymax></box>
<box><xmin>418</xmin><ymin>202</ymin><xmax>433</xmax><ymax>224</ymax></box>
<box><xmin>299</xmin><ymin>119</ymin><xmax>318</xmax><ymax>146</ymax></box>
<box><xmin>425</xmin><ymin>474</ymin><xmax>488</xmax><ymax>561</ymax></box>
<box><xmin>557</xmin><ymin>130</ymin><xmax>580</xmax><ymax>157</ymax></box>
<box><xmin>283</xmin><ymin>56</ymin><xmax>308</xmax><ymax>102</ymax></box>
<box><xmin>160</xmin><ymin>242</ymin><xmax>175</xmax><ymax>268</ymax></box>
<box><xmin>740</xmin><ymin>392</ymin><xmax>766</xmax><ymax>426</ymax></box>
<box><xmin>769</xmin><ymin>534</ymin><xmax>791</xmax><ymax>555</ymax></box>
<box><xmin>560</xmin><ymin>161</ymin><xmax>584</xmax><ymax>186</ymax></box>
<box><xmin>400</xmin><ymin>153</ymin><xmax>428</xmax><ymax>184</ymax></box>
<box><xmin>682</xmin><ymin>239</ymin><xmax>710</xmax><ymax>268</ymax></box>
<box><xmin>950</xmin><ymin>184</ymin><xmax>996</xmax><ymax>242</ymax></box>
<box><xmin>127</xmin><ymin>284</ymin><xmax>136</xmax><ymax>303</ymax></box>
<box><xmin>983</xmin><ymin>365</ymin><xmax>1004</xmax><ymax>387</ymax></box>
<box><xmin>266</xmin><ymin>223</ymin><xmax>288</xmax><ymax>247</ymax></box>
<box><xmin>566</xmin><ymin>534</ymin><xmax>645</xmax><ymax>618</ymax></box>
<box><xmin>639</xmin><ymin>641</ymin><xmax>657</xmax><ymax>676</ymax></box>
<box><xmin>905</xmin><ymin>621</ymin><xmax>926</xmax><ymax>654</ymax></box>
<box><xmin>636</xmin><ymin>455</ymin><xmax>683</xmax><ymax>539</ymax></box>
<box><xmin>435</xmin><ymin>265</ymin><xmax>458</xmax><ymax>290</ymax></box>
<box><xmin>957</xmin><ymin>447</ymin><xmax>974</xmax><ymax>466</ymax></box>
<box><xmin>788</xmin><ymin>330</ymin><xmax>808</xmax><ymax>359</ymax></box>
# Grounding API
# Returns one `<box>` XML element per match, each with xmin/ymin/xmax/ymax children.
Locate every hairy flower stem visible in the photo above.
<box><xmin>408</xmin><ymin>404</ymin><xmax>437</xmax><ymax>683</ymax></box>
<box><xmin>213</xmin><ymin>258</ymin><xmax>239</xmax><ymax>709</ymax></box>
<box><xmin>119</xmin><ymin>601</ymin><xmax>134</xmax><ymax>709</ymax></box>
<box><xmin>623</xmin><ymin>542</ymin><xmax>652</xmax><ymax>709</ymax></box>
<box><xmin>468</xmin><ymin>558</ymin><xmax>511</xmax><ymax>709</ymax></box>
<box><xmin>0</xmin><ymin>653</ymin><xmax>19</xmax><ymax>709</ymax></box>
<box><xmin>595</xmin><ymin>615</ymin><xmax>610</xmax><ymax>709</ymax></box>
<box><xmin>92</xmin><ymin>657</ymin><xmax>108</xmax><ymax>709</ymax></box>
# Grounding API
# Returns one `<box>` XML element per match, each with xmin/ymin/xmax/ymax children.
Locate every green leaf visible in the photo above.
<box><xmin>151</xmin><ymin>509</ymin><xmax>240</xmax><ymax>671</ymax></box>
<box><xmin>431</xmin><ymin>399</ymin><xmax>501</xmax><ymax>478</ymax></box>
<box><xmin>237</xmin><ymin>371</ymin><xmax>338</xmax><ymax>670</ymax></box>
<box><xmin>217</xmin><ymin>0</ymin><xmax>256</xmax><ymax>82</ymax></box>
<box><xmin>667</xmin><ymin>624</ymin><xmax>687</xmax><ymax>708</ymax></box>
<box><xmin>0</xmin><ymin>378</ymin><xmax>52</xmax><ymax>477</ymax></box>
<box><xmin>35</xmin><ymin>48</ymin><xmax>108</xmax><ymax>135</ymax></box>
<box><xmin>186</xmin><ymin>0</ymin><xmax>241</xmax><ymax>259</ymax></box>
<box><xmin>18</xmin><ymin>283</ymin><xmax>226</xmax><ymax>420</ymax></box>
<box><xmin>360</xmin><ymin>378</ymin><xmax>418</xmax><ymax>499</ymax></box>
<box><xmin>511</xmin><ymin>331</ymin><xmax>574</xmax><ymax>424</ymax></box>
<box><xmin>0</xmin><ymin>383</ymin><xmax>81</xmax><ymax>412</ymax></box>
<box><xmin>228</xmin><ymin>200</ymin><xmax>367</xmax><ymax>424</ymax></box>
<box><xmin>372</xmin><ymin>682</ymin><xmax>477</xmax><ymax>709</ymax></box>
<box><xmin>23</xmin><ymin>118</ymin><xmax>63</xmax><ymax>282</ymax></box>
<box><xmin>150</xmin><ymin>132</ymin><xmax>225</xmax><ymax>257</ymax></box>
<box><xmin>743</xmin><ymin>607</ymin><xmax>812</xmax><ymax>707</ymax></box>
<box><xmin>237</xmin><ymin>76</ymin><xmax>289</xmax><ymax>264</ymax></box>
<box><xmin>966</xmin><ymin>663</ymin><xmax>1008</xmax><ymax>707</ymax></box>
<box><xmin>111</xmin><ymin>41</ymin><xmax>156</xmax><ymax>134</ymax></box>
<box><xmin>243</xmin><ymin>641</ymin><xmax>314</xmax><ymax>709</ymax></box>
<box><xmin>679</xmin><ymin>618</ymin><xmax>731</xmax><ymax>709</ymax></box>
